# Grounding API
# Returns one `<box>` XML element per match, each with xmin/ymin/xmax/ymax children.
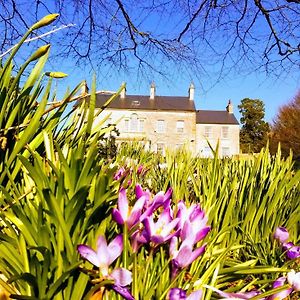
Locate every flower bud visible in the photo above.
<box><xmin>274</xmin><ymin>226</ymin><xmax>289</xmax><ymax>244</ymax></box>
<box><xmin>31</xmin><ymin>14</ymin><xmax>59</xmax><ymax>30</ymax></box>
<box><xmin>29</xmin><ymin>44</ymin><xmax>51</xmax><ymax>62</ymax></box>
<box><xmin>45</xmin><ymin>72</ymin><xmax>68</xmax><ymax>78</ymax></box>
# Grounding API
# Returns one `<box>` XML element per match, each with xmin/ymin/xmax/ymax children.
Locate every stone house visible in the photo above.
<box><xmin>89</xmin><ymin>83</ymin><xmax>239</xmax><ymax>157</ymax></box>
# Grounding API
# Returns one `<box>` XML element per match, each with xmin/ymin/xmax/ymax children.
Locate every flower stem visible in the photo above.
<box><xmin>123</xmin><ymin>223</ymin><xmax>128</xmax><ymax>269</ymax></box>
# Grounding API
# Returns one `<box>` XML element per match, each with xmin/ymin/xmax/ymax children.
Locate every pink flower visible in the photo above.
<box><xmin>77</xmin><ymin>235</ymin><xmax>123</xmax><ymax>275</ymax></box>
<box><xmin>77</xmin><ymin>235</ymin><xmax>134</xmax><ymax>300</ymax></box>
<box><xmin>168</xmin><ymin>288</ymin><xmax>203</xmax><ymax>300</ymax></box>
<box><xmin>274</xmin><ymin>227</ymin><xmax>289</xmax><ymax>244</ymax></box>
<box><xmin>112</xmin><ymin>188</ymin><xmax>146</xmax><ymax>230</ymax></box>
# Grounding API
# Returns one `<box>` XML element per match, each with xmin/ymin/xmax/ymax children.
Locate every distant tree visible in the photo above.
<box><xmin>238</xmin><ymin>98</ymin><xmax>270</xmax><ymax>153</ymax></box>
<box><xmin>270</xmin><ymin>91</ymin><xmax>300</xmax><ymax>158</ymax></box>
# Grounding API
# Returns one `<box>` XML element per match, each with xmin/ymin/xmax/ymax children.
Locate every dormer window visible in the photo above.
<box><xmin>132</xmin><ymin>100</ymin><xmax>140</xmax><ymax>106</ymax></box>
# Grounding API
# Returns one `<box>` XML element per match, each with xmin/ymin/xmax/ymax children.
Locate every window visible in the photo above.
<box><xmin>176</xmin><ymin>120</ymin><xmax>184</xmax><ymax>133</ymax></box>
<box><xmin>222</xmin><ymin>126</ymin><xmax>229</xmax><ymax>139</ymax></box>
<box><xmin>124</xmin><ymin>119</ymin><xmax>129</xmax><ymax>132</ymax></box>
<box><xmin>138</xmin><ymin>119</ymin><xmax>145</xmax><ymax>132</ymax></box>
<box><xmin>203</xmin><ymin>146</ymin><xmax>213</xmax><ymax>158</ymax></box>
<box><xmin>222</xmin><ymin>147</ymin><xmax>230</xmax><ymax>157</ymax></box>
<box><xmin>130</xmin><ymin>113</ymin><xmax>138</xmax><ymax>132</ymax></box>
<box><xmin>204</xmin><ymin>126</ymin><xmax>212</xmax><ymax>138</ymax></box>
<box><xmin>157</xmin><ymin>143</ymin><xmax>165</xmax><ymax>155</ymax></box>
<box><xmin>156</xmin><ymin>120</ymin><xmax>165</xmax><ymax>133</ymax></box>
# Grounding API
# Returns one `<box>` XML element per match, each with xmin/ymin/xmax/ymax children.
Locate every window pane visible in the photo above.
<box><xmin>204</xmin><ymin>126</ymin><xmax>212</xmax><ymax>138</ymax></box>
<box><xmin>131</xmin><ymin>114</ymin><xmax>138</xmax><ymax>132</ymax></box>
<box><xmin>124</xmin><ymin>119</ymin><xmax>129</xmax><ymax>132</ymax></box>
<box><xmin>176</xmin><ymin>120</ymin><xmax>184</xmax><ymax>133</ymax></box>
<box><xmin>203</xmin><ymin>146</ymin><xmax>213</xmax><ymax>157</ymax></box>
<box><xmin>222</xmin><ymin>126</ymin><xmax>229</xmax><ymax>139</ymax></box>
<box><xmin>139</xmin><ymin>119</ymin><xmax>145</xmax><ymax>132</ymax></box>
<box><xmin>156</xmin><ymin>120</ymin><xmax>165</xmax><ymax>133</ymax></box>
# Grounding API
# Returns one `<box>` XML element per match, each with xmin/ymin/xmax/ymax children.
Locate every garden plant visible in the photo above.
<box><xmin>0</xmin><ymin>15</ymin><xmax>300</xmax><ymax>300</ymax></box>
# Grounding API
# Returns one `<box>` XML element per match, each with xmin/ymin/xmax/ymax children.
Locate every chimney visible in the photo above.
<box><xmin>81</xmin><ymin>80</ymin><xmax>89</xmax><ymax>96</ymax></box>
<box><xmin>120</xmin><ymin>81</ymin><xmax>126</xmax><ymax>99</ymax></box>
<box><xmin>226</xmin><ymin>100</ymin><xmax>233</xmax><ymax>114</ymax></box>
<box><xmin>150</xmin><ymin>82</ymin><xmax>156</xmax><ymax>100</ymax></box>
<box><xmin>189</xmin><ymin>82</ymin><xmax>195</xmax><ymax>101</ymax></box>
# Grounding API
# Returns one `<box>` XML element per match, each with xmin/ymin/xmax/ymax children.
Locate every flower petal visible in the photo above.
<box><xmin>110</xmin><ymin>268</ymin><xmax>132</xmax><ymax>286</ymax></box>
<box><xmin>96</xmin><ymin>236</ymin><xmax>110</xmax><ymax>274</ymax></box>
<box><xmin>175</xmin><ymin>245</ymin><xmax>193</xmax><ymax>268</ymax></box>
<box><xmin>77</xmin><ymin>245</ymin><xmax>100</xmax><ymax>267</ymax></box>
<box><xmin>107</xmin><ymin>234</ymin><xmax>123</xmax><ymax>265</ymax></box>
<box><xmin>127</xmin><ymin>196</ymin><xmax>146</xmax><ymax>229</ymax></box>
<box><xmin>187</xmin><ymin>290</ymin><xmax>203</xmax><ymax>300</ymax></box>
<box><xmin>288</xmin><ymin>270</ymin><xmax>300</xmax><ymax>291</ymax></box>
<box><xmin>118</xmin><ymin>188</ymin><xmax>129</xmax><ymax>221</ymax></box>
<box><xmin>168</xmin><ymin>288</ymin><xmax>186</xmax><ymax>300</ymax></box>
<box><xmin>274</xmin><ymin>226</ymin><xmax>289</xmax><ymax>244</ymax></box>
<box><xmin>112</xmin><ymin>285</ymin><xmax>135</xmax><ymax>300</ymax></box>
<box><xmin>112</xmin><ymin>208</ymin><xmax>125</xmax><ymax>225</ymax></box>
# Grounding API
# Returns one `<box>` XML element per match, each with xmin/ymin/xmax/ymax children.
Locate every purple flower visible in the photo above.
<box><xmin>143</xmin><ymin>206</ymin><xmax>179</xmax><ymax>245</ymax></box>
<box><xmin>112</xmin><ymin>188</ymin><xmax>146</xmax><ymax>230</ymax></box>
<box><xmin>170</xmin><ymin>236</ymin><xmax>206</xmax><ymax>270</ymax></box>
<box><xmin>114</xmin><ymin>167</ymin><xmax>126</xmax><ymax>180</ymax></box>
<box><xmin>287</xmin><ymin>270</ymin><xmax>300</xmax><ymax>291</ymax></box>
<box><xmin>140</xmin><ymin>187</ymin><xmax>173</xmax><ymax>221</ymax></box>
<box><xmin>77</xmin><ymin>235</ymin><xmax>134</xmax><ymax>300</ymax></box>
<box><xmin>267</xmin><ymin>276</ymin><xmax>292</xmax><ymax>300</ymax></box>
<box><xmin>168</xmin><ymin>288</ymin><xmax>203</xmax><ymax>300</ymax></box>
<box><xmin>282</xmin><ymin>242</ymin><xmax>300</xmax><ymax>259</ymax></box>
<box><xmin>176</xmin><ymin>201</ymin><xmax>210</xmax><ymax>247</ymax></box>
<box><xmin>77</xmin><ymin>235</ymin><xmax>123</xmax><ymax>275</ymax></box>
<box><xmin>274</xmin><ymin>227</ymin><xmax>289</xmax><ymax>244</ymax></box>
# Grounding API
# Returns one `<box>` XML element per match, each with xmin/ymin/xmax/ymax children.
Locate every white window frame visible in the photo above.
<box><xmin>138</xmin><ymin>119</ymin><xmax>145</xmax><ymax>132</ymax></box>
<box><xmin>156</xmin><ymin>120</ymin><xmax>165</xmax><ymax>133</ymax></box>
<box><xmin>204</xmin><ymin>126</ymin><xmax>212</xmax><ymax>138</ymax></box>
<box><xmin>130</xmin><ymin>113</ymin><xmax>138</xmax><ymax>132</ymax></box>
<box><xmin>221</xmin><ymin>126</ymin><xmax>229</xmax><ymax>139</ymax></box>
<box><xmin>176</xmin><ymin>120</ymin><xmax>184</xmax><ymax>133</ymax></box>
<box><xmin>124</xmin><ymin>119</ymin><xmax>130</xmax><ymax>132</ymax></box>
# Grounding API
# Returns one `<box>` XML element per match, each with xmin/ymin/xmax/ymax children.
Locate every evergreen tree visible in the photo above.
<box><xmin>238</xmin><ymin>98</ymin><xmax>270</xmax><ymax>153</ymax></box>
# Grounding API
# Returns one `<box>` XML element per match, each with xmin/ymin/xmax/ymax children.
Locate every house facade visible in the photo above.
<box><xmin>90</xmin><ymin>83</ymin><xmax>239</xmax><ymax>157</ymax></box>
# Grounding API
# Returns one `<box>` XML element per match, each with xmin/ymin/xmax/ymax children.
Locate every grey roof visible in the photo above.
<box><xmin>196</xmin><ymin>110</ymin><xmax>239</xmax><ymax>125</ymax></box>
<box><xmin>93</xmin><ymin>93</ymin><xmax>196</xmax><ymax>112</ymax></box>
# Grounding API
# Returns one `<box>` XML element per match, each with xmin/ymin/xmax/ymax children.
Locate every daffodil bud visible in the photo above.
<box><xmin>31</xmin><ymin>14</ymin><xmax>59</xmax><ymax>30</ymax></box>
<box><xmin>45</xmin><ymin>72</ymin><xmax>68</xmax><ymax>78</ymax></box>
<box><xmin>29</xmin><ymin>44</ymin><xmax>51</xmax><ymax>62</ymax></box>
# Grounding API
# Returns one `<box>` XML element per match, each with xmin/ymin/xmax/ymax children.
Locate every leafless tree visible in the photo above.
<box><xmin>0</xmin><ymin>0</ymin><xmax>299</xmax><ymax>79</ymax></box>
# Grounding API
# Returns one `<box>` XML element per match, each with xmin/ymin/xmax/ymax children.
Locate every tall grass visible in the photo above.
<box><xmin>1</xmin><ymin>14</ymin><xmax>300</xmax><ymax>299</ymax></box>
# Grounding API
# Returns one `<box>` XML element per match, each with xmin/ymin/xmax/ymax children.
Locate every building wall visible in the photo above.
<box><xmin>96</xmin><ymin>109</ymin><xmax>197</xmax><ymax>154</ymax></box>
<box><xmin>196</xmin><ymin>123</ymin><xmax>240</xmax><ymax>157</ymax></box>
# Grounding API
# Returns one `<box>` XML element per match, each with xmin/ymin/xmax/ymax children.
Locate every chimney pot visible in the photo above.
<box><xmin>189</xmin><ymin>82</ymin><xmax>195</xmax><ymax>101</ymax></box>
<box><xmin>226</xmin><ymin>100</ymin><xmax>233</xmax><ymax>113</ymax></box>
<box><xmin>150</xmin><ymin>82</ymin><xmax>156</xmax><ymax>99</ymax></box>
<box><xmin>120</xmin><ymin>81</ymin><xmax>126</xmax><ymax>99</ymax></box>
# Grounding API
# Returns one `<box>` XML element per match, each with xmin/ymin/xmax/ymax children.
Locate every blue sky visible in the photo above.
<box><xmin>4</xmin><ymin>1</ymin><xmax>298</xmax><ymax>125</ymax></box>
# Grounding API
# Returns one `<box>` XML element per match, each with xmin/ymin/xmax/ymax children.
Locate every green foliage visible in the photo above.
<box><xmin>1</xmin><ymin>14</ymin><xmax>300</xmax><ymax>300</ymax></box>
<box><xmin>238</xmin><ymin>98</ymin><xmax>270</xmax><ymax>153</ymax></box>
